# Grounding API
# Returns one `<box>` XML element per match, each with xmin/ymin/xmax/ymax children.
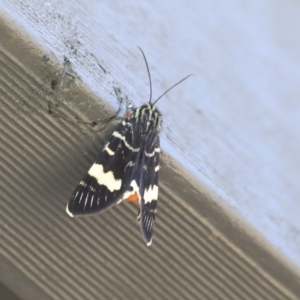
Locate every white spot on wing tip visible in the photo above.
<box><xmin>66</xmin><ymin>205</ymin><xmax>74</xmax><ymax>217</ymax></box>
<box><xmin>147</xmin><ymin>239</ymin><xmax>152</xmax><ymax>246</ymax></box>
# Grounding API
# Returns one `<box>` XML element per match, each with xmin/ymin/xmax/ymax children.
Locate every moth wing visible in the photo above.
<box><xmin>66</xmin><ymin>120</ymin><xmax>140</xmax><ymax>216</ymax></box>
<box><xmin>138</xmin><ymin>134</ymin><xmax>160</xmax><ymax>246</ymax></box>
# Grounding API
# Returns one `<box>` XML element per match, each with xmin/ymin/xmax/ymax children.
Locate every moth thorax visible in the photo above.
<box><xmin>138</xmin><ymin>104</ymin><xmax>162</xmax><ymax>133</ymax></box>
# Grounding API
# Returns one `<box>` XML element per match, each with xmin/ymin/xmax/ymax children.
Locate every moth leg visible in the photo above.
<box><xmin>113</xmin><ymin>86</ymin><xmax>134</xmax><ymax>118</ymax></box>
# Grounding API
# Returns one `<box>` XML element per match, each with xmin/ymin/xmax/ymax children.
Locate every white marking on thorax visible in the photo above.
<box><xmin>135</xmin><ymin>108</ymin><xmax>141</xmax><ymax>119</ymax></box>
<box><xmin>88</xmin><ymin>164</ymin><xmax>122</xmax><ymax>192</ymax></box>
<box><xmin>144</xmin><ymin>185</ymin><xmax>158</xmax><ymax>204</ymax></box>
<box><xmin>122</xmin><ymin>120</ymin><xmax>132</xmax><ymax>127</ymax></box>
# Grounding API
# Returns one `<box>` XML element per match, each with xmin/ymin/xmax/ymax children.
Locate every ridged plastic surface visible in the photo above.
<box><xmin>0</xmin><ymin>30</ymin><xmax>299</xmax><ymax>300</ymax></box>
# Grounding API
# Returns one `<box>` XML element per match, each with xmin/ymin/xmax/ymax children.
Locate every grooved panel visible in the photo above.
<box><xmin>0</xmin><ymin>12</ymin><xmax>300</xmax><ymax>300</ymax></box>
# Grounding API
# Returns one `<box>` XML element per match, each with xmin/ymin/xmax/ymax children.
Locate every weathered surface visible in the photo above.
<box><xmin>0</xmin><ymin>0</ymin><xmax>300</xmax><ymax>299</ymax></box>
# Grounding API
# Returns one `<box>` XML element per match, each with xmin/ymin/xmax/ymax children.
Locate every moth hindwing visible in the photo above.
<box><xmin>66</xmin><ymin>47</ymin><xmax>193</xmax><ymax>246</ymax></box>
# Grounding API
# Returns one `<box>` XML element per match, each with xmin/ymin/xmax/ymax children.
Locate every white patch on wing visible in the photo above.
<box><xmin>88</xmin><ymin>164</ymin><xmax>122</xmax><ymax>192</ymax></box>
<box><xmin>79</xmin><ymin>180</ymin><xmax>87</xmax><ymax>187</ymax></box>
<box><xmin>121</xmin><ymin>180</ymin><xmax>141</xmax><ymax>203</ymax></box>
<box><xmin>112</xmin><ymin>131</ymin><xmax>140</xmax><ymax>152</ymax></box>
<box><xmin>155</xmin><ymin>165</ymin><xmax>160</xmax><ymax>172</ymax></box>
<box><xmin>66</xmin><ymin>205</ymin><xmax>74</xmax><ymax>217</ymax></box>
<box><xmin>124</xmin><ymin>161</ymin><xmax>135</xmax><ymax>172</ymax></box>
<box><xmin>79</xmin><ymin>192</ymin><xmax>83</xmax><ymax>204</ymax></box>
<box><xmin>104</xmin><ymin>144</ymin><xmax>115</xmax><ymax>156</ymax></box>
<box><xmin>145</xmin><ymin>147</ymin><xmax>160</xmax><ymax>157</ymax></box>
<box><xmin>144</xmin><ymin>185</ymin><xmax>158</xmax><ymax>204</ymax></box>
<box><xmin>84</xmin><ymin>192</ymin><xmax>89</xmax><ymax>209</ymax></box>
<box><xmin>90</xmin><ymin>194</ymin><xmax>95</xmax><ymax>208</ymax></box>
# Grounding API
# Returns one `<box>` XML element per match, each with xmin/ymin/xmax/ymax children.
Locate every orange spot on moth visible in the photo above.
<box><xmin>125</xmin><ymin>192</ymin><xmax>139</xmax><ymax>203</ymax></box>
<box><xmin>126</xmin><ymin>110</ymin><xmax>132</xmax><ymax>118</ymax></box>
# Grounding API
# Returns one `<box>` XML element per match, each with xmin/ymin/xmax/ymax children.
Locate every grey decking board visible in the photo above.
<box><xmin>0</xmin><ymin>1</ymin><xmax>300</xmax><ymax>299</ymax></box>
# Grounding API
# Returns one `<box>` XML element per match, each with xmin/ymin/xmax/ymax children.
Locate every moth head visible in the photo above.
<box><xmin>137</xmin><ymin>103</ymin><xmax>162</xmax><ymax>133</ymax></box>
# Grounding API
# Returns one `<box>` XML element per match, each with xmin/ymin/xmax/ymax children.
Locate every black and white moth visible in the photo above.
<box><xmin>66</xmin><ymin>48</ymin><xmax>192</xmax><ymax>246</ymax></box>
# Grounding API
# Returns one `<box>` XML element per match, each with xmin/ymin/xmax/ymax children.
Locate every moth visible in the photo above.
<box><xmin>66</xmin><ymin>47</ymin><xmax>192</xmax><ymax>246</ymax></box>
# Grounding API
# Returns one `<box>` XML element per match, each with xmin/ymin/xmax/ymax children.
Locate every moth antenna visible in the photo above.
<box><xmin>137</xmin><ymin>46</ymin><xmax>153</xmax><ymax>103</ymax></box>
<box><xmin>152</xmin><ymin>74</ymin><xmax>194</xmax><ymax>105</ymax></box>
